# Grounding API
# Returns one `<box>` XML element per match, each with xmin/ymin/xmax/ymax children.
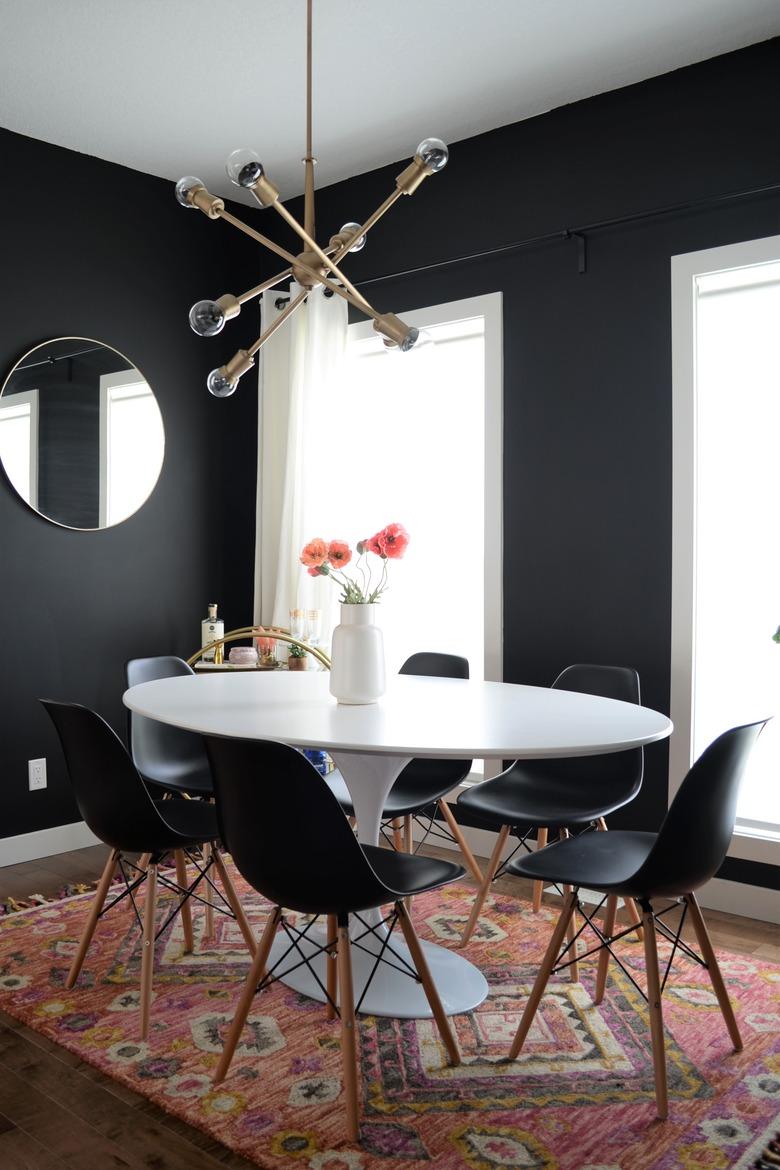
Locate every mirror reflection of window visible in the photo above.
<box><xmin>0</xmin><ymin>389</ymin><xmax>37</xmax><ymax>507</ymax></box>
<box><xmin>99</xmin><ymin>373</ymin><xmax>164</xmax><ymax>527</ymax></box>
<box><xmin>0</xmin><ymin>339</ymin><xmax>165</xmax><ymax>529</ymax></box>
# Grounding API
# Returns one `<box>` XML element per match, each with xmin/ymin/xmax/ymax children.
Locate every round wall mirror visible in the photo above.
<box><xmin>0</xmin><ymin>337</ymin><xmax>164</xmax><ymax>530</ymax></box>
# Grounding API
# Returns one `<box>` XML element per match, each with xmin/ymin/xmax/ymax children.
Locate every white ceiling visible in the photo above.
<box><xmin>2</xmin><ymin>0</ymin><xmax>779</xmax><ymax>205</ymax></box>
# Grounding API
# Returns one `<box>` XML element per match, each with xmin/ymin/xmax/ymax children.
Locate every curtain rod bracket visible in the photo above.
<box><xmin>571</xmin><ymin>231</ymin><xmax>587</xmax><ymax>274</ymax></box>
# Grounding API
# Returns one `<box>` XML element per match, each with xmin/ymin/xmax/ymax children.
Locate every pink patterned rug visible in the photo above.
<box><xmin>0</xmin><ymin>868</ymin><xmax>778</xmax><ymax>1169</ymax></box>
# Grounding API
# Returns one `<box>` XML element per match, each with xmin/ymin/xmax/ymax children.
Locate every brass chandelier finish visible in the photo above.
<box><xmin>177</xmin><ymin>0</ymin><xmax>449</xmax><ymax>397</ymax></box>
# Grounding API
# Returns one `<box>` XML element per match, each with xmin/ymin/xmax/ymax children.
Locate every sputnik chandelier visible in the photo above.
<box><xmin>175</xmin><ymin>0</ymin><xmax>449</xmax><ymax>397</ymax></box>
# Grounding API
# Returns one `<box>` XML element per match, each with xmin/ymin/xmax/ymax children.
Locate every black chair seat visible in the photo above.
<box><xmin>362</xmin><ymin>844</ymin><xmax>464</xmax><ymax>897</ymax></box>
<box><xmin>327</xmin><ymin>761</ymin><xmax>472</xmax><ymax>819</ymax></box>
<box><xmin>157</xmin><ymin>799</ymin><xmax>221</xmax><ymax>852</ymax></box>
<box><xmin>458</xmin><ymin>757</ymin><xmax>641</xmax><ymax>828</ymax></box>
<box><xmin>126</xmin><ymin>656</ymin><xmax>214</xmax><ymax>799</ymax></box>
<box><xmin>204</xmin><ymin>734</ymin><xmax>465</xmax><ymax>1139</ymax></box>
<box><xmin>506</xmin><ymin>829</ymin><xmax>657</xmax><ymax>895</ymax></box>
<box><xmin>505</xmin><ymin>721</ymin><xmax>767</xmax><ymax>1123</ymax></box>
<box><xmin>139</xmin><ymin>761</ymin><xmax>214</xmax><ymax>798</ymax></box>
<box><xmin>40</xmin><ymin>700</ymin><xmax>258</xmax><ymax>1042</ymax></box>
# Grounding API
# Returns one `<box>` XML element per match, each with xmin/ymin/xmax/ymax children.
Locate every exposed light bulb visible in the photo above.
<box><xmin>175</xmin><ymin>176</ymin><xmax>204</xmax><ymax>207</ymax></box>
<box><xmin>225</xmin><ymin>149</ymin><xmax>265</xmax><ymax>189</ymax></box>
<box><xmin>339</xmin><ymin>222</ymin><xmax>366</xmax><ymax>252</ymax></box>
<box><xmin>415</xmin><ymin>138</ymin><xmax>449</xmax><ymax>173</ymax></box>
<box><xmin>383</xmin><ymin>327</ymin><xmax>434</xmax><ymax>353</ymax></box>
<box><xmin>207</xmin><ymin>368</ymin><xmax>237</xmax><ymax>397</ymax></box>
<box><xmin>189</xmin><ymin>300</ymin><xmax>226</xmax><ymax>337</ymax></box>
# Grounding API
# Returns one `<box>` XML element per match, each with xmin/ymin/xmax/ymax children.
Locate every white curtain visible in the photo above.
<box><xmin>254</xmin><ymin>284</ymin><xmax>347</xmax><ymax>644</ymax></box>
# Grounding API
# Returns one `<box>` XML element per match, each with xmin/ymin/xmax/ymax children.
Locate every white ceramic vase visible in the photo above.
<box><xmin>329</xmin><ymin>603</ymin><xmax>386</xmax><ymax>704</ymax></box>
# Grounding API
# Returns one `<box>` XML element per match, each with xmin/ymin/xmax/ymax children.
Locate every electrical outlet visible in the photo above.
<box><xmin>28</xmin><ymin>758</ymin><xmax>47</xmax><ymax>791</ymax></box>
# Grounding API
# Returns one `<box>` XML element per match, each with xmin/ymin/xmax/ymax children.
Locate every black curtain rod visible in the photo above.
<box><xmin>354</xmin><ymin>179</ymin><xmax>780</xmax><ymax>288</ymax></box>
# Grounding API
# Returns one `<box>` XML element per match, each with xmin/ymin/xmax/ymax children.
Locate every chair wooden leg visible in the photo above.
<box><xmin>397</xmin><ymin>901</ymin><xmax>460</xmax><ymax>1065</ymax></box>
<box><xmin>460</xmin><ymin>823</ymin><xmax>510</xmax><ymax>947</ymax></box>
<box><xmin>66</xmin><ymin>848</ymin><xmax>119</xmax><ymax>989</ymax></box>
<box><xmin>337</xmin><ymin>921</ymin><xmax>360</xmax><ymax>1143</ymax></box>
<box><xmin>214</xmin><ymin>906</ymin><xmax>282</xmax><ymax>1084</ymax></box>
<box><xmin>509</xmin><ymin>889</ymin><xmax>577</xmax><ymax>1059</ymax></box>
<box><xmin>202</xmin><ymin>842</ymin><xmax>215</xmax><ymax>941</ymax></box>
<box><xmin>562</xmin><ymin>885</ymin><xmax>579</xmax><ymax>981</ymax></box>
<box><xmin>641</xmin><ymin>903</ymin><xmax>668</xmax><ymax>1119</ymax></box>
<box><xmin>326</xmin><ymin>914</ymin><xmax>338</xmax><ymax>1020</ymax></box>
<box><xmin>594</xmin><ymin>894</ymin><xmax>617</xmax><ymax>1004</ymax></box>
<box><xmin>392</xmin><ymin>818</ymin><xmax>404</xmax><ymax>851</ymax></box>
<box><xmin>137</xmin><ymin>852</ymin><xmax>151</xmax><ymax>874</ymax></box>
<box><xmin>532</xmin><ymin>827</ymin><xmax>548</xmax><ymax>913</ymax></box>
<box><xmin>140</xmin><ymin>863</ymin><xmax>158</xmax><ymax>1040</ymax></box>
<box><xmin>625</xmin><ymin>896</ymin><xmax>645</xmax><ymax>940</ymax></box>
<box><xmin>175</xmin><ymin>850</ymin><xmax>194</xmax><ymax>954</ymax></box>
<box><xmin>211</xmin><ymin>848</ymin><xmax>258</xmax><ymax>958</ymax></box>
<box><xmin>438</xmin><ymin>799</ymin><xmax>484</xmax><ymax>884</ymax></box>
<box><xmin>685</xmin><ymin>892</ymin><xmax>742</xmax><ymax>1050</ymax></box>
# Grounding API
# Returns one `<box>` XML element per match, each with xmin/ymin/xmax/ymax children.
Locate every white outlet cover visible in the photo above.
<box><xmin>28</xmin><ymin>758</ymin><xmax>47</xmax><ymax>790</ymax></box>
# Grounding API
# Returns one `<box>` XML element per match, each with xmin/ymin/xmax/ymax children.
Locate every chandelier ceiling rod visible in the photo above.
<box><xmin>175</xmin><ymin>0</ymin><xmax>450</xmax><ymax>397</ymax></box>
<box><xmin>304</xmin><ymin>0</ymin><xmax>315</xmax><ymax>240</ymax></box>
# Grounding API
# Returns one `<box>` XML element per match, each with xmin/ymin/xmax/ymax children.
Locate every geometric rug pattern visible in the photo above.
<box><xmin>0</xmin><ymin>869</ymin><xmax>778</xmax><ymax>1169</ymax></box>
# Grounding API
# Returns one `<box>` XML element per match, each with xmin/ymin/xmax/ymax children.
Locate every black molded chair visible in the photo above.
<box><xmin>457</xmin><ymin>664</ymin><xmax>644</xmax><ymax>949</ymax></box>
<box><xmin>41</xmin><ymin>701</ymin><xmax>256</xmax><ymax>1038</ymax></box>
<box><xmin>125</xmin><ymin>656</ymin><xmax>213</xmax><ymax>798</ymax></box>
<box><xmin>326</xmin><ymin>652</ymin><xmax>484</xmax><ymax>883</ymax></box>
<box><xmin>506</xmin><ymin>720</ymin><xmax>766</xmax><ymax>1120</ymax></box>
<box><xmin>204</xmin><ymin>735</ymin><xmax>465</xmax><ymax>1143</ymax></box>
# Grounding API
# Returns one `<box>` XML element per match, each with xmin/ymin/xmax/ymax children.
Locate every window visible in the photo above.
<box><xmin>0</xmin><ymin>389</ymin><xmax>38</xmax><ymax>508</ymax></box>
<box><xmin>671</xmin><ymin>235</ymin><xmax>780</xmax><ymax>878</ymax></box>
<box><xmin>306</xmin><ymin>293</ymin><xmax>503</xmax><ymax>767</ymax></box>
<box><xmin>99</xmin><ymin>372</ymin><xmax>164</xmax><ymax>527</ymax></box>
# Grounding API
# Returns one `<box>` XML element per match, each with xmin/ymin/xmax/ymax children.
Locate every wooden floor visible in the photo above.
<box><xmin>0</xmin><ymin>844</ymin><xmax>777</xmax><ymax>1169</ymax></box>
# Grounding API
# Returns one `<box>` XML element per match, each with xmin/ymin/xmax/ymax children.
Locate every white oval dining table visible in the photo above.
<box><xmin>124</xmin><ymin>670</ymin><xmax>672</xmax><ymax>1019</ymax></box>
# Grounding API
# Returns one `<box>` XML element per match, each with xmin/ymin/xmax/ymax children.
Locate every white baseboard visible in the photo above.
<box><xmin>418</xmin><ymin>801</ymin><xmax>780</xmax><ymax>926</ymax></box>
<box><xmin>0</xmin><ymin>822</ymin><xmax>100</xmax><ymax>869</ymax></box>
<box><xmin>695</xmin><ymin>876</ymin><xmax>780</xmax><ymax>924</ymax></box>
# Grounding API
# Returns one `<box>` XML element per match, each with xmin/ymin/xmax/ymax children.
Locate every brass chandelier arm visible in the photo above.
<box><xmin>218</xmin><ymin>208</ymin><xmax>388</xmax><ymax>326</ymax></box>
<box><xmin>247</xmin><ymin>288</ymin><xmax>309</xmax><ymax>357</ymax></box>
<box><xmin>237</xmin><ymin>265</ymin><xmax>294</xmax><ymax>306</ymax></box>
<box><xmin>331</xmin><ymin>188</ymin><xmax>404</xmax><ymax>265</ymax></box>
<box><xmin>179</xmin><ymin>1</ymin><xmax>450</xmax><ymax>393</ymax></box>
<box><xmin>270</xmin><ymin>200</ymin><xmax>373</xmax><ymax>313</ymax></box>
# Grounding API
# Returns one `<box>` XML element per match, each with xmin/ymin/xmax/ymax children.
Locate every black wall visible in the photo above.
<box><xmin>224</xmin><ymin>38</ymin><xmax>780</xmax><ymax>888</ymax></box>
<box><xmin>2</xmin><ymin>38</ymin><xmax>778</xmax><ymax>892</ymax></box>
<box><xmin>0</xmin><ymin>128</ymin><xmax>257</xmax><ymax>840</ymax></box>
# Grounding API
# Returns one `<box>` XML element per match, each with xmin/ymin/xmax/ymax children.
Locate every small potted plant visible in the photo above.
<box><xmin>287</xmin><ymin>642</ymin><xmax>308</xmax><ymax>671</ymax></box>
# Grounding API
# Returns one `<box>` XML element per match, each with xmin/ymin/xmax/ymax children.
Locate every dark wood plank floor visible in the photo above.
<box><xmin>0</xmin><ymin>844</ymin><xmax>776</xmax><ymax>1167</ymax></box>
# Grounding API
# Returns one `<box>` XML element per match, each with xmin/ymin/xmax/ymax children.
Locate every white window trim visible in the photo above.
<box><xmin>0</xmin><ymin>387</ymin><xmax>38</xmax><ymax>509</ymax></box>
<box><xmin>348</xmin><ymin>292</ymin><xmax>504</xmax><ymax>700</ymax></box>
<box><xmin>98</xmin><ymin>369</ymin><xmax>151</xmax><ymax>527</ymax></box>
<box><xmin>671</xmin><ymin>233</ymin><xmax>780</xmax><ymax>869</ymax></box>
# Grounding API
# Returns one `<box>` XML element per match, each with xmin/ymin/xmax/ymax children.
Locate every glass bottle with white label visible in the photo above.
<box><xmin>201</xmin><ymin>603</ymin><xmax>224</xmax><ymax>663</ymax></box>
